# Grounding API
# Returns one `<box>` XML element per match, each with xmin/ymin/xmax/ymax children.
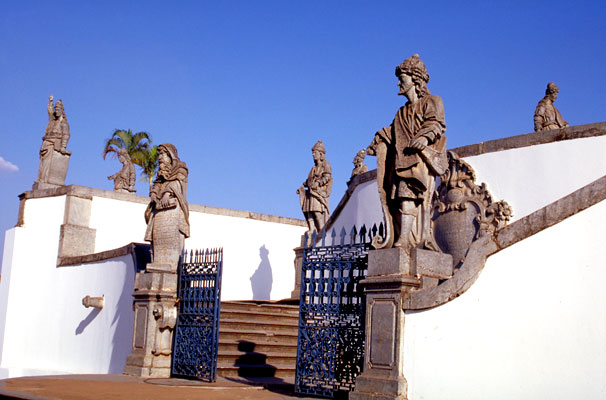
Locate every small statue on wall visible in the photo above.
<box><xmin>108</xmin><ymin>148</ymin><xmax>136</xmax><ymax>193</ymax></box>
<box><xmin>350</xmin><ymin>149</ymin><xmax>368</xmax><ymax>180</ymax></box>
<box><xmin>34</xmin><ymin>95</ymin><xmax>72</xmax><ymax>189</ymax></box>
<box><xmin>144</xmin><ymin>143</ymin><xmax>190</xmax><ymax>272</ymax></box>
<box><xmin>297</xmin><ymin>140</ymin><xmax>333</xmax><ymax>233</ymax></box>
<box><xmin>534</xmin><ymin>82</ymin><xmax>569</xmax><ymax>132</ymax></box>
<box><xmin>366</xmin><ymin>54</ymin><xmax>448</xmax><ymax>251</ymax></box>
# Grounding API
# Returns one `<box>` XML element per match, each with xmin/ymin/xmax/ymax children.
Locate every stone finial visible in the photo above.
<box><xmin>144</xmin><ymin>143</ymin><xmax>190</xmax><ymax>273</ymax></box>
<box><xmin>366</xmin><ymin>54</ymin><xmax>447</xmax><ymax>250</ymax></box>
<box><xmin>534</xmin><ymin>82</ymin><xmax>569</xmax><ymax>131</ymax></box>
<box><xmin>108</xmin><ymin>148</ymin><xmax>136</xmax><ymax>193</ymax></box>
<box><xmin>297</xmin><ymin>140</ymin><xmax>332</xmax><ymax>233</ymax></box>
<box><xmin>33</xmin><ymin>94</ymin><xmax>72</xmax><ymax>190</ymax></box>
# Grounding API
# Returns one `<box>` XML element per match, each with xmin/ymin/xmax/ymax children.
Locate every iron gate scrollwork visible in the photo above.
<box><xmin>172</xmin><ymin>248</ymin><xmax>223</xmax><ymax>381</ymax></box>
<box><xmin>295</xmin><ymin>226</ymin><xmax>373</xmax><ymax>398</ymax></box>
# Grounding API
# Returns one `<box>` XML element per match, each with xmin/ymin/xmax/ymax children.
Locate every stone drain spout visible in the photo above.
<box><xmin>82</xmin><ymin>295</ymin><xmax>104</xmax><ymax>309</ymax></box>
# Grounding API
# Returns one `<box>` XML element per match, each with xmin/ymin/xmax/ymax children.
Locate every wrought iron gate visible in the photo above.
<box><xmin>295</xmin><ymin>227</ymin><xmax>372</xmax><ymax>398</ymax></box>
<box><xmin>172</xmin><ymin>248</ymin><xmax>223</xmax><ymax>381</ymax></box>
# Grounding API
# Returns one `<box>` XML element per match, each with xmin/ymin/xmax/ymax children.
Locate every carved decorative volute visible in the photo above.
<box><xmin>433</xmin><ymin>151</ymin><xmax>512</xmax><ymax>267</ymax></box>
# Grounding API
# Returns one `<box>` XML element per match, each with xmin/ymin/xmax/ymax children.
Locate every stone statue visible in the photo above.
<box><xmin>34</xmin><ymin>95</ymin><xmax>71</xmax><ymax>189</ymax></box>
<box><xmin>144</xmin><ymin>144</ymin><xmax>190</xmax><ymax>272</ymax></box>
<box><xmin>108</xmin><ymin>148</ymin><xmax>136</xmax><ymax>193</ymax></box>
<box><xmin>534</xmin><ymin>82</ymin><xmax>569</xmax><ymax>131</ymax></box>
<box><xmin>350</xmin><ymin>149</ymin><xmax>368</xmax><ymax>180</ymax></box>
<box><xmin>297</xmin><ymin>140</ymin><xmax>333</xmax><ymax>233</ymax></box>
<box><xmin>367</xmin><ymin>54</ymin><xmax>448</xmax><ymax>250</ymax></box>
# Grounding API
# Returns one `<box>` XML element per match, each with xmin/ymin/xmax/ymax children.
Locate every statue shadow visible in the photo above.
<box><xmin>75</xmin><ymin>308</ymin><xmax>101</xmax><ymax>335</ymax></box>
<box><xmin>250</xmin><ymin>245</ymin><xmax>273</xmax><ymax>300</ymax></box>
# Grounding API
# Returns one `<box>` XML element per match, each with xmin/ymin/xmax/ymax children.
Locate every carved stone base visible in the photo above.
<box><xmin>33</xmin><ymin>150</ymin><xmax>70</xmax><ymax>190</ymax></box>
<box><xmin>124</xmin><ymin>271</ymin><xmax>177</xmax><ymax>378</ymax></box>
<box><xmin>350</xmin><ymin>375</ymin><xmax>408</xmax><ymax>400</ymax></box>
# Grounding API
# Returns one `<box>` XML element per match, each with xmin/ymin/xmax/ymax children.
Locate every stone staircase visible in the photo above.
<box><xmin>217</xmin><ymin>301</ymin><xmax>299</xmax><ymax>378</ymax></box>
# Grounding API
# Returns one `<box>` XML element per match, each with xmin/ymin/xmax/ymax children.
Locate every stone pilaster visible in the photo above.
<box><xmin>290</xmin><ymin>246</ymin><xmax>304</xmax><ymax>299</ymax></box>
<box><xmin>124</xmin><ymin>271</ymin><xmax>177</xmax><ymax>378</ymax></box>
<box><xmin>57</xmin><ymin>194</ymin><xmax>96</xmax><ymax>260</ymax></box>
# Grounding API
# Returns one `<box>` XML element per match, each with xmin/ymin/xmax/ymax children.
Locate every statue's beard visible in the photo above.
<box><xmin>158</xmin><ymin>164</ymin><xmax>171</xmax><ymax>179</ymax></box>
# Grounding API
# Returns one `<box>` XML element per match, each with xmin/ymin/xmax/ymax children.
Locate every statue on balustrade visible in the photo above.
<box><xmin>108</xmin><ymin>148</ymin><xmax>136</xmax><ymax>193</ymax></box>
<box><xmin>144</xmin><ymin>143</ymin><xmax>190</xmax><ymax>272</ymax></box>
<box><xmin>349</xmin><ymin>149</ymin><xmax>368</xmax><ymax>181</ymax></box>
<box><xmin>297</xmin><ymin>140</ymin><xmax>333</xmax><ymax>233</ymax></box>
<box><xmin>366</xmin><ymin>54</ymin><xmax>448</xmax><ymax>251</ymax></box>
<box><xmin>534</xmin><ymin>82</ymin><xmax>569</xmax><ymax>132</ymax></box>
<box><xmin>34</xmin><ymin>95</ymin><xmax>71</xmax><ymax>189</ymax></box>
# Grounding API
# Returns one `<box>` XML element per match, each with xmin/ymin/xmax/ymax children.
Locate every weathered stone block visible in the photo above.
<box><xmin>58</xmin><ymin>224</ymin><xmax>96</xmax><ymax>258</ymax></box>
<box><xmin>412</xmin><ymin>248</ymin><xmax>453</xmax><ymax>279</ymax></box>
<box><xmin>368</xmin><ymin>248</ymin><xmax>413</xmax><ymax>276</ymax></box>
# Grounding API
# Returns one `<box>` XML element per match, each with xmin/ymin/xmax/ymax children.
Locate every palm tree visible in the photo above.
<box><xmin>139</xmin><ymin>144</ymin><xmax>159</xmax><ymax>194</ymax></box>
<box><xmin>102</xmin><ymin>129</ymin><xmax>151</xmax><ymax>167</ymax></box>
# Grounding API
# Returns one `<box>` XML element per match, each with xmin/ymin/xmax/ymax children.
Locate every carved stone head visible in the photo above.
<box><xmin>311</xmin><ymin>140</ymin><xmax>326</xmax><ymax>163</ymax></box>
<box><xmin>395</xmin><ymin>54</ymin><xmax>430</xmax><ymax>98</ymax></box>
<box><xmin>353</xmin><ymin>149</ymin><xmax>366</xmax><ymax>166</ymax></box>
<box><xmin>546</xmin><ymin>82</ymin><xmax>559</xmax><ymax>101</ymax></box>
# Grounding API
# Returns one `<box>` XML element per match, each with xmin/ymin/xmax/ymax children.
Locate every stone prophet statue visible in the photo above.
<box><xmin>144</xmin><ymin>144</ymin><xmax>190</xmax><ymax>272</ymax></box>
<box><xmin>350</xmin><ymin>149</ymin><xmax>368</xmax><ymax>179</ymax></box>
<box><xmin>534</xmin><ymin>82</ymin><xmax>569</xmax><ymax>131</ymax></box>
<box><xmin>297</xmin><ymin>140</ymin><xmax>333</xmax><ymax>233</ymax></box>
<box><xmin>108</xmin><ymin>148</ymin><xmax>136</xmax><ymax>193</ymax></box>
<box><xmin>34</xmin><ymin>95</ymin><xmax>71</xmax><ymax>188</ymax></box>
<box><xmin>367</xmin><ymin>54</ymin><xmax>448</xmax><ymax>250</ymax></box>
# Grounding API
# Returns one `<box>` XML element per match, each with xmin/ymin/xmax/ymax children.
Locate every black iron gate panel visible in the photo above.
<box><xmin>295</xmin><ymin>227</ymin><xmax>372</xmax><ymax>398</ymax></box>
<box><xmin>172</xmin><ymin>248</ymin><xmax>223</xmax><ymax>381</ymax></box>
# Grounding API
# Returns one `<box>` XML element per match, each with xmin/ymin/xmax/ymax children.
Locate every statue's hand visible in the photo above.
<box><xmin>49</xmin><ymin>94</ymin><xmax>54</xmax><ymax>102</ymax></box>
<box><xmin>160</xmin><ymin>193</ymin><xmax>171</xmax><ymax>208</ymax></box>
<box><xmin>409</xmin><ymin>136</ymin><xmax>428</xmax><ymax>150</ymax></box>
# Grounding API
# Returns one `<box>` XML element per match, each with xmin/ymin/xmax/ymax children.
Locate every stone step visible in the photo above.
<box><xmin>218</xmin><ymin>339</ymin><xmax>297</xmax><ymax>354</ymax></box>
<box><xmin>219</xmin><ymin>318</ymin><xmax>299</xmax><ymax>335</ymax></box>
<box><xmin>217</xmin><ymin>362</ymin><xmax>296</xmax><ymax>378</ymax></box>
<box><xmin>218</xmin><ymin>328</ymin><xmax>299</xmax><ymax>345</ymax></box>
<box><xmin>221</xmin><ymin>301</ymin><xmax>299</xmax><ymax>316</ymax></box>
<box><xmin>220</xmin><ymin>309</ymin><xmax>299</xmax><ymax>325</ymax></box>
<box><xmin>218</xmin><ymin>350</ymin><xmax>296</xmax><ymax>366</ymax></box>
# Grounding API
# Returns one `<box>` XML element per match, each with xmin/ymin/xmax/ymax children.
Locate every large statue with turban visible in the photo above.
<box><xmin>144</xmin><ymin>143</ymin><xmax>190</xmax><ymax>272</ymax></box>
<box><xmin>367</xmin><ymin>54</ymin><xmax>448</xmax><ymax>251</ymax></box>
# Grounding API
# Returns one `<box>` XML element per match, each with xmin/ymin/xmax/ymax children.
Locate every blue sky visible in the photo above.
<box><xmin>1</xmin><ymin>1</ymin><xmax>604</xmax><ymax>267</ymax></box>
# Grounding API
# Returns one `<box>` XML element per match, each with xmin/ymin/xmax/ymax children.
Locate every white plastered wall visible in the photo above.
<box><xmin>404</xmin><ymin>199</ymin><xmax>606</xmax><ymax>400</ymax></box>
<box><xmin>464</xmin><ymin>135</ymin><xmax>606</xmax><ymax>222</ymax></box>
<box><xmin>0</xmin><ymin>189</ymin><xmax>305</xmax><ymax>377</ymax></box>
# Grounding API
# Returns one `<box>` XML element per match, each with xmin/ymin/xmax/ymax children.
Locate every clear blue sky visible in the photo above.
<box><xmin>1</xmin><ymin>1</ymin><xmax>604</xmax><ymax>267</ymax></box>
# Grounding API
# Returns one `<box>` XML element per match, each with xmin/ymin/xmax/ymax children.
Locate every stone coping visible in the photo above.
<box><xmin>451</xmin><ymin>121</ymin><xmax>606</xmax><ymax>158</ymax></box>
<box><xmin>20</xmin><ymin>184</ymin><xmax>306</xmax><ymax>227</ymax></box>
<box><xmin>58</xmin><ymin>242</ymin><xmax>151</xmax><ymax>268</ymax></box>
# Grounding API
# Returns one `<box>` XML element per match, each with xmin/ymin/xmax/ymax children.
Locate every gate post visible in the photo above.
<box><xmin>124</xmin><ymin>270</ymin><xmax>177</xmax><ymax>378</ymax></box>
<box><xmin>352</xmin><ymin>248</ymin><xmax>451</xmax><ymax>400</ymax></box>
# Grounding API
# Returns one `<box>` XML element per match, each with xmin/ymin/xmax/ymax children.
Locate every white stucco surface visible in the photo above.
<box><xmin>403</xmin><ymin>199</ymin><xmax>606</xmax><ymax>400</ymax></box>
<box><xmin>464</xmin><ymin>135</ymin><xmax>606</xmax><ymax>222</ymax></box>
<box><xmin>0</xmin><ymin>188</ymin><xmax>305</xmax><ymax>377</ymax></box>
<box><xmin>330</xmin><ymin>180</ymin><xmax>383</xmax><ymax>237</ymax></box>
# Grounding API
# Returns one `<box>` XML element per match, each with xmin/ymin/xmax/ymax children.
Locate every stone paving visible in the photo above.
<box><xmin>0</xmin><ymin>374</ymin><xmax>319</xmax><ymax>400</ymax></box>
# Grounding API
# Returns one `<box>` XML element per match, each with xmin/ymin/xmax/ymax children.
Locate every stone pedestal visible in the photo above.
<box><xmin>33</xmin><ymin>149</ymin><xmax>70</xmax><ymax>190</ymax></box>
<box><xmin>290</xmin><ymin>246</ymin><xmax>304</xmax><ymax>299</ymax></box>
<box><xmin>124</xmin><ymin>271</ymin><xmax>177</xmax><ymax>378</ymax></box>
<box><xmin>351</xmin><ymin>248</ymin><xmax>419</xmax><ymax>400</ymax></box>
<box><xmin>351</xmin><ymin>248</ymin><xmax>452</xmax><ymax>400</ymax></box>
